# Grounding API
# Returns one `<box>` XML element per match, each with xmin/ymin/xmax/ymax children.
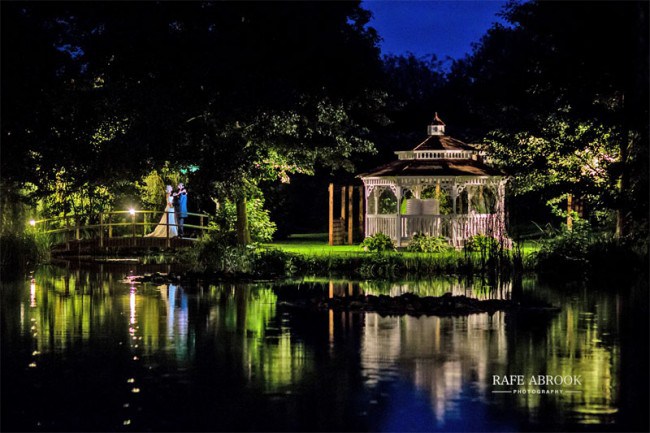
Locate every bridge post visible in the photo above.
<box><xmin>108</xmin><ymin>213</ymin><xmax>113</xmax><ymax>239</ymax></box>
<box><xmin>131</xmin><ymin>212</ymin><xmax>136</xmax><ymax>246</ymax></box>
<box><xmin>65</xmin><ymin>216</ymin><xmax>71</xmax><ymax>251</ymax></box>
<box><xmin>166</xmin><ymin>213</ymin><xmax>170</xmax><ymax>248</ymax></box>
<box><xmin>75</xmin><ymin>216</ymin><xmax>80</xmax><ymax>241</ymax></box>
<box><xmin>99</xmin><ymin>213</ymin><xmax>104</xmax><ymax>248</ymax></box>
<box><xmin>143</xmin><ymin>213</ymin><xmax>148</xmax><ymax>236</ymax></box>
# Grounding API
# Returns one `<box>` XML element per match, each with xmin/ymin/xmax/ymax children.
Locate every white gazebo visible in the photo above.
<box><xmin>359</xmin><ymin>113</ymin><xmax>509</xmax><ymax>248</ymax></box>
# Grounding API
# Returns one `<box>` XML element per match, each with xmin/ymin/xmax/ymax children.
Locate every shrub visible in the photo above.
<box><xmin>360</xmin><ymin>232</ymin><xmax>395</xmax><ymax>252</ymax></box>
<box><xmin>464</xmin><ymin>234</ymin><xmax>499</xmax><ymax>253</ymax></box>
<box><xmin>407</xmin><ymin>233</ymin><xmax>451</xmax><ymax>253</ymax></box>
<box><xmin>214</xmin><ymin>197</ymin><xmax>277</xmax><ymax>242</ymax></box>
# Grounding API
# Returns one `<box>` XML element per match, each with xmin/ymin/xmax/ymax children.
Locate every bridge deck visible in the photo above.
<box><xmin>52</xmin><ymin>236</ymin><xmax>198</xmax><ymax>255</ymax></box>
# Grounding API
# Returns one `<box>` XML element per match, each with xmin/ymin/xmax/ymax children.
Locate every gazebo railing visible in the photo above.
<box><xmin>367</xmin><ymin>213</ymin><xmax>502</xmax><ymax>247</ymax></box>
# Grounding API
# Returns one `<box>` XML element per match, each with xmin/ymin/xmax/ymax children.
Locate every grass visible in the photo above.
<box><xmin>266</xmin><ymin>232</ymin><xmax>540</xmax><ymax>257</ymax></box>
<box><xmin>264</xmin><ymin>233</ymin><xmax>368</xmax><ymax>256</ymax></box>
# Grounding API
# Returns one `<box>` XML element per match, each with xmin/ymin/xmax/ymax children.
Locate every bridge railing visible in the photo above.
<box><xmin>29</xmin><ymin>210</ymin><xmax>212</xmax><ymax>248</ymax></box>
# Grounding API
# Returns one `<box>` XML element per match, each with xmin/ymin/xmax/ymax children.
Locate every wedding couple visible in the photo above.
<box><xmin>146</xmin><ymin>183</ymin><xmax>188</xmax><ymax>238</ymax></box>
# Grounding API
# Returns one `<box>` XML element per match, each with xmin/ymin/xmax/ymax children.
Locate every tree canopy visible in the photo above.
<box><xmin>1</xmin><ymin>1</ymin><xmax>387</xmax><ymax>240</ymax></box>
<box><xmin>2</xmin><ymin>0</ymin><xmax>647</xmax><ymax>243</ymax></box>
<box><xmin>444</xmin><ymin>0</ymin><xmax>648</xmax><ymax>238</ymax></box>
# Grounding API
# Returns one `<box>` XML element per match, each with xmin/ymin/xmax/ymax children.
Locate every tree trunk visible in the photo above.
<box><xmin>236</xmin><ymin>197</ymin><xmax>251</xmax><ymax>245</ymax></box>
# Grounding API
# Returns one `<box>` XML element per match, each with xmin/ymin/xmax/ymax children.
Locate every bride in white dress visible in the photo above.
<box><xmin>145</xmin><ymin>185</ymin><xmax>178</xmax><ymax>238</ymax></box>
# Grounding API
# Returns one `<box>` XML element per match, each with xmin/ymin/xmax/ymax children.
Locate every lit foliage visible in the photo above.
<box><xmin>485</xmin><ymin>115</ymin><xmax>621</xmax><ymax>218</ymax></box>
<box><xmin>214</xmin><ymin>196</ymin><xmax>277</xmax><ymax>243</ymax></box>
<box><xmin>135</xmin><ymin>166</ymin><xmax>183</xmax><ymax>210</ymax></box>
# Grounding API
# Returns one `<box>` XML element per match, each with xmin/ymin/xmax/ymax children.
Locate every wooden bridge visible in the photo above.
<box><xmin>29</xmin><ymin>209</ymin><xmax>211</xmax><ymax>255</ymax></box>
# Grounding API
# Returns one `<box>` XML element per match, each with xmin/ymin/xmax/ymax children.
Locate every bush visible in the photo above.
<box><xmin>407</xmin><ymin>233</ymin><xmax>451</xmax><ymax>253</ymax></box>
<box><xmin>531</xmin><ymin>221</ymin><xmax>647</xmax><ymax>281</ymax></box>
<box><xmin>360</xmin><ymin>233</ymin><xmax>396</xmax><ymax>252</ymax></box>
<box><xmin>464</xmin><ymin>234</ymin><xmax>499</xmax><ymax>253</ymax></box>
<box><xmin>214</xmin><ymin>197</ymin><xmax>277</xmax><ymax>242</ymax></box>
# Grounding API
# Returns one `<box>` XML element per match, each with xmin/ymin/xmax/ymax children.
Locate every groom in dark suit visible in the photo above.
<box><xmin>173</xmin><ymin>183</ymin><xmax>188</xmax><ymax>237</ymax></box>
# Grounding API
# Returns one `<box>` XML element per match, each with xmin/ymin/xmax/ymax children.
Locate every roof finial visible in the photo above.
<box><xmin>428</xmin><ymin>112</ymin><xmax>446</xmax><ymax>135</ymax></box>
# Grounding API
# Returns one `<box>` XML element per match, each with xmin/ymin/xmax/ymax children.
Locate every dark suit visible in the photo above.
<box><xmin>174</xmin><ymin>189</ymin><xmax>188</xmax><ymax>236</ymax></box>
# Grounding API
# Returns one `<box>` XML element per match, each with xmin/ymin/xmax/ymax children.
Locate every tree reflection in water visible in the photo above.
<box><xmin>0</xmin><ymin>264</ymin><xmax>638</xmax><ymax>431</ymax></box>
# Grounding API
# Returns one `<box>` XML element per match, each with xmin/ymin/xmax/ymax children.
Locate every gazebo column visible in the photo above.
<box><xmin>450</xmin><ymin>181</ymin><xmax>459</xmax><ymax>246</ymax></box>
<box><xmin>450</xmin><ymin>182</ymin><xmax>458</xmax><ymax>214</ymax></box>
<box><xmin>497</xmin><ymin>180</ymin><xmax>506</xmax><ymax>239</ymax></box>
<box><xmin>395</xmin><ymin>186</ymin><xmax>402</xmax><ymax>247</ymax></box>
<box><xmin>412</xmin><ymin>185</ymin><xmax>422</xmax><ymax>200</ymax></box>
<box><xmin>373</xmin><ymin>188</ymin><xmax>379</xmax><ymax>216</ymax></box>
<box><xmin>363</xmin><ymin>184</ymin><xmax>370</xmax><ymax>237</ymax></box>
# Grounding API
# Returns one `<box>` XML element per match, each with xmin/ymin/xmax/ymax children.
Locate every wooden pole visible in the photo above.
<box><xmin>99</xmin><ymin>212</ymin><xmax>104</xmax><ymax>248</ymax></box>
<box><xmin>348</xmin><ymin>186</ymin><xmax>354</xmax><ymax>245</ymax></box>
<box><xmin>108</xmin><ymin>213</ymin><xmax>113</xmax><ymax>238</ymax></box>
<box><xmin>75</xmin><ymin>216</ymin><xmax>80</xmax><ymax>241</ymax></box>
<box><xmin>567</xmin><ymin>194</ymin><xmax>573</xmax><ymax>231</ymax></box>
<box><xmin>340</xmin><ymin>186</ymin><xmax>346</xmax><ymax>221</ymax></box>
<box><xmin>328</xmin><ymin>183</ymin><xmax>334</xmax><ymax>246</ymax></box>
<box><xmin>358</xmin><ymin>186</ymin><xmax>364</xmax><ymax>241</ymax></box>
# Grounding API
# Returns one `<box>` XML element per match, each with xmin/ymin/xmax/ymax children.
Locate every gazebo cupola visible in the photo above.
<box><xmin>427</xmin><ymin>112</ymin><xmax>446</xmax><ymax>136</ymax></box>
<box><xmin>359</xmin><ymin>113</ymin><xmax>509</xmax><ymax>248</ymax></box>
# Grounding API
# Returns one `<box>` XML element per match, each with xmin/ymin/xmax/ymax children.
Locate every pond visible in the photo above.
<box><xmin>1</xmin><ymin>263</ymin><xmax>647</xmax><ymax>432</ymax></box>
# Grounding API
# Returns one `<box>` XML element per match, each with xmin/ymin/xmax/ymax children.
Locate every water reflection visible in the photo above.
<box><xmin>0</xmin><ymin>265</ymin><xmax>642</xmax><ymax>431</ymax></box>
<box><xmin>361</xmin><ymin>312</ymin><xmax>508</xmax><ymax>429</ymax></box>
<box><xmin>299</xmin><ymin>276</ymin><xmax>514</xmax><ymax>300</ymax></box>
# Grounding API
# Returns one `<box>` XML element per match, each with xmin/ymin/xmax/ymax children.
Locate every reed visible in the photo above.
<box><xmin>0</xmin><ymin>232</ymin><xmax>51</xmax><ymax>280</ymax></box>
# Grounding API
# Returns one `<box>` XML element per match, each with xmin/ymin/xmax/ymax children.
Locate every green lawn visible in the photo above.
<box><xmin>265</xmin><ymin>233</ymin><xmax>540</xmax><ymax>257</ymax></box>
<box><xmin>264</xmin><ymin>233</ymin><xmax>366</xmax><ymax>256</ymax></box>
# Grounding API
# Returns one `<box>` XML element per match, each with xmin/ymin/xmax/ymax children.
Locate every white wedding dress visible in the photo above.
<box><xmin>145</xmin><ymin>195</ymin><xmax>178</xmax><ymax>238</ymax></box>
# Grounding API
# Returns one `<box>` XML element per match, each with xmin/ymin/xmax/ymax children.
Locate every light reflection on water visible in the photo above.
<box><xmin>0</xmin><ymin>265</ymin><xmax>641</xmax><ymax>431</ymax></box>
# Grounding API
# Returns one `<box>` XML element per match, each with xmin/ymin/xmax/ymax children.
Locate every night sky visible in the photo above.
<box><xmin>363</xmin><ymin>0</ymin><xmax>508</xmax><ymax>62</ymax></box>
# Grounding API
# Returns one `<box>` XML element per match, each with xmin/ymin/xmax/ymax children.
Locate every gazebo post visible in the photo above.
<box><xmin>357</xmin><ymin>186</ymin><xmax>364</xmax><ymax>241</ymax></box>
<box><xmin>450</xmin><ymin>182</ymin><xmax>458</xmax><ymax>246</ymax></box>
<box><xmin>395</xmin><ymin>186</ymin><xmax>402</xmax><ymax>247</ymax></box>
<box><xmin>497</xmin><ymin>180</ymin><xmax>507</xmax><ymax>240</ymax></box>
<box><xmin>373</xmin><ymin>189</ymin><xmax>379</xmax><ymax>217</ymax></box>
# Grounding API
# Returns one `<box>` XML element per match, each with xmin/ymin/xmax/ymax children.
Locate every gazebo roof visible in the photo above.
<box><xmin>413</xmin><ymin>135</ymin><xmax>477</xmax><ymax>151</ymax></box>
<box><xmin>358</xmin><ymin>158</ymin><xmax>504</xmax><ymax>178</ymax></box>
<box><xmin>359</xmin><ymin>113</ymin><xmax>504</xmax><ymax>179</ymax></box>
